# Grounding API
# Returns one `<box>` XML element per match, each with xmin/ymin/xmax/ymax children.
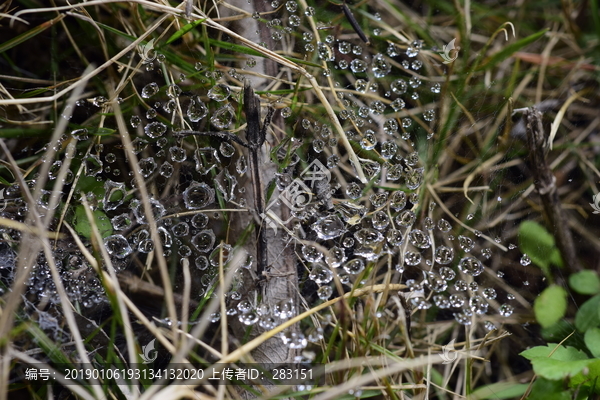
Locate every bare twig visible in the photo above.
<box><xmin>525</xmin><ymin>107</ymin><xmax>581</xmax><ymax>272</ymax></box>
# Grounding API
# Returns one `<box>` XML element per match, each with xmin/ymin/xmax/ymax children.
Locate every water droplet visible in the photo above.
<box><xmin>172</xmin><ymin>222</ymin><xmax>189</xmax><ymax>237</ymax></box>
<box><xmin>191</xmin><ymin>229</ymin><xmax>216</xmax><ymax>253</ymax></box>
<box><xmin>338</xmin><ymin>41</ymin><xmax>352</xmax><ymax>54</ymax></box>
<box><xmin>354</xmin><ymin>228</ymin><xmax>384</xmax><ymax>246</ymax></box>
<box><xmin>111</xmin><ymin>214</ymin><xmax>132</xmax><ymax>231</ymax></box>
<box><xmin>520</xmin><ymin>254</ymin><xmax>531</xmax><ymax>266</ymax></box>
<box><xmin>144</xmin><ymin>121</ymin><xmax>167</xmax><ymax>139</ymax></box>
<box><xmin>317</xmin><ymin>285</ymin><xmax>332</xmax><ymax>299</ymax></box>
<box><xmin>138</xmin><ymin>157</ymin><xmax>157</xmax><ymax>177</ymax></box>
<box><xmin>91</xmin><ymin>96</ymin><xmax>108</xmax><ymax>107</ymax></box>
<box><xmin>141</xmin><ymin>82</ymin><xmax>159</xmax><ymax>98</ymax></box>
<box><xmin>408</xmin><ymin>229</ymin><xmax>430</xmax><ymax>248</ymax></box>
<box><xmin>437</xmin><ymin>219</ymin><xmax>452</xmax><ymax>232</ymax></box>
<box><xmin>326</xmin><ymin>246</ymin><xmax>346</xmax><ymax>268</ymax></box>
<box><xmin>358</xmin><ymin>157</ymin><xmax>380</xmax><ymax>179</ymax></box>
<box><xmin>214</xmin><ymin>169</ymin><xmax>237</xmax><ymax>201</ymax></box>
<box><xmin>371</xmin><ymin>211</ymin><xmax>389</xmax><ymax>230</ymax></box>
<box><xmin>424</xmin><ymin>271</ymin><xmax>447</xmax><ymax>292</ymax></box>
<box><xmin>396</xmin><ymin>210</ymin><xmax>416</xmax><ymax>227</ymax></box>
<box><xmin>343</xmin><ymin>259</ymin><xmax>365</xmax><ymax>275</ymax></box>
<box><xmin>187</xmin><ymin>97</ymin><xmax>208</xmax><ymax>122</ymax></box>
<box><xmin>211</xmin><ymin>104</ymin><xmax>235</xmax><ymax>129</ymax></box>
<box><xmin>309</xmin><ymin>264</ymin><xmax>333</xmax><ymax>284</ymax></box>
<box><xmin>384</xmin><ymin>229</ymin><xmax>403</xmax><ymax>246</ymax></box>
<box><xmin>167</xmin><ymin>84</ymin><xmax>181</xmax><ymax>99</ymax></box>
<box><xmin>281</xmin><ymin>107</ymin><xmax>292</xmax><ymax>118</ymax></box>
<box><xmin>469</xmin><ymin>295</ymin><xmax>488</xmax><ymax>315</ymax></box>
<box><xmin>405</xmin><ymin>168</ymin><xmax>424</xmax><ymax>190</ymax></box>
<box><xmin>159</xmin><ymin>161</ymin><xmax>173</xmax><ymax>177</ymax></box>
<box><xmin>313</xmin><ymin>215</ymin><xmax>345</xmax><ymax>239</ymax></box>
<box><xmin>457</xmin><ymin>256</ymin><xmax>484</xmax><ymax>276</ymax></box>
<box><xmin>423</xmin><ymin>110</ymin><xmax>435</xmax><ymax>122</ymax></box>
<box><xmin>404</xmin><ymin>251</ymin><xmax>421</xmax><ymax>266</ymax></box>
<box><xmin>354</xmin><ymin>79</ymin><xmax>368</xmax><ymax>93</ymax></box>
<box><xmin>438</xmin><ymin>266</ymin><xmax>455</xmax><ymax>281</ymax></box>
<box><xmin>183</xmin><ymin>182</ymin><xmax>215</xmax><ymax>209</ymax></box>
<box><xmin>194</xmin><ymin>147</ymin><xmax>220</xmax><ymax>175</ymax></box>
<box><xmin>435</xmin><ymin>246</ymin><xmax>454</xmax><ymax>265</ymax></box>
<box><xmin>84</xmin><ymin>154</ymin><xmax>103</xmax><ymax>176</ymax></box>
<box><xmin>369</xmin><ymin>192</ymin><xmax>387</xmax><ymax>209</ymax></box>
<box><xmin>482</xmin><ymin>288</ymin><xmax>497</xmax><ymax>300</ymax></box>
<box><xmin>103</xmin><ymin>180</ymin><xmax>126</xmax><ymax>211</ymax></box>
<box><xmin>312</xmin><ymin>139</ymin><xmax>325</xmax><ymax>153</ymax></box>
<box><xmin>390</xmin><ymin>79</ymin><xmax>408</xmax><ymax>95</ymax></box>
<box><xmin>346</xmin><ymin>182</ymin><xmax>362</xmax><ymax>199</ymax></box>
<box><xmin>371</xmin><ymin>54</ymin><xmax>391</xmax><ymax>78</ymax></box>
<box><xmin>458</xmin><ymin>235</ymin><xmax>475</xmax><ymax>252</ymax></box>
<box><xmin>70</xmin><ymin>128</ymin><xmax>88</xmax><ymax>140</ymax></box>
<box><xmin>208</xmin><ymin>83</ymin><xmax>231</xmax><ymax>101</ymax></box>
<box><xmin>104</xmin><ymin>235</ymin><xmax>132</xmax><ymax>259</ymax></box>
<box><xmin>236</xmin><ymin>155</ymin><xmax>248</xmax><ymax>174</ymax></box>
<box><xmin>360</xmin><ymin>130</ymin><xmax>377</xmax><ymax>150</ymax></box>
<box><xmin>370</xmin><ymin>100</ymin><xmax>386</xmax><ymax>115</ymax></box>
<box><xmin>281</xmin><ymin>331</ymin><xmax>307</xmax><ymax>349</ymax></box>
<box><xmin>239</xmin><ymin>312</ymin><xmax>259</xmax><ymax>326</ymax></box>
<box><xmin>317</xmin><ymin>42</ymin><xmax>335</xmax><ymax>61</ymax></box>
<box><xmin>301</xmin><ymin>244</ymin><xmax>322</xmax><ymax>262</ymax></box>
<box><xmin>350</xmin><ymin>59</ymin><xmax>368</xmax><ymax>73</ymax></box>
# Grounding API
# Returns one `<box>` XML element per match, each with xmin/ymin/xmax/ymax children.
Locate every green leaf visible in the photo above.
<box><xmin>585</xmin><ymin>327</ymin><xmax>600</xmax><ymax>358</ymax></box>
<box><xmin>476</xmin><ymin>28</ymin><xmax>548</xmax><ymax>71</ymax></box>
<box><xmin>74</xmin><ymin>205</ymin><xmax>113</xmax><ymax>239</ymax></box>
<box><xmin>165</xmin><ymin>19</ymin><xmax>206</xmax><ymax>44</ymax></box>
<box><xmin>570</xmin><ymin>358</ymin><xmax>600</xmax><ymax>394</ymax></box>
<box><xmin>534</xmin><ymin>285</ymin><xmax>567</xmax><ymax>328</ymax></box>
<box><xmin>74</xmin><ymin>176</ymin><xmax>105</xmax><ymax>199</ymax></box>
<box><xmin>569</xmin><ymin>270</ymin><xmax>600</xmax><ymax>295</ymax></box>
<box><xmin>575</xmin><ymin>295</ymin><xmax>600</xmax><ymax>333</ymax></box>
<box><xmin>521</xmin><ymin>344</ymin><xmax>592</xmax><ymax>380</ymax></box>
<box><xmin>527</xmin><ymin>378</ymin><xmax>571</xmax><ymax>400</ymax></box>
<box><xmin>518</xmin><ymin>221</ymin><xmax>562</xmax><ymax>275</ymax></box>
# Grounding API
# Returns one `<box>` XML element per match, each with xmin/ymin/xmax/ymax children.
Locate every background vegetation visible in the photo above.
<box><xmin>1</xmin><ymin>0</ymin><xmax>599</xmax><ymax>399</ymax></box>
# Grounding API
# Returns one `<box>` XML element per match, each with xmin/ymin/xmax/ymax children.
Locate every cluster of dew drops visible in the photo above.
<box><xmin>240</xmin><ymin>0</ymin><xmax>521</xmax><ymax>346</ymax></box>
<box><xmin>0</xmin><ymin>0</ymin><xmax>527</xmax><ymax>351</ymax></box>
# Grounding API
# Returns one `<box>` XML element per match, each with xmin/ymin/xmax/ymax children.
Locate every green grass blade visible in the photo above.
<box><xmin>165</xmin><ymin>19</ymin><xmax>206</xmax><ymax>45</ymax></box>
<box><xmin>208</xmin><ymin>39</ymin><xmax>322</xmax><ymax>68</ymax></box>
<box><xmin>476</xmin><ymin>28</ymin><xmax>548</xmax><ymax>71</ymax></box>
<box><xmin>0</xmin><ymin>14</ymin><xmax>66</xmax><ymax>54</ymax></box>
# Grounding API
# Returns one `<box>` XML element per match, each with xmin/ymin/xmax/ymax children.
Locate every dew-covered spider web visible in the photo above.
<box><xmin>0</xmin><ymin>0</ymin><xmax>550</xmax><ymax>395</ymax></box>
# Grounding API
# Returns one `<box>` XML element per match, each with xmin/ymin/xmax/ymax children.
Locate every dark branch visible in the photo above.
<box><xmin>525</xmin><ymin>107</ymin><xmax>581</xmax><ymax>272</ymax></box>
<box><xmin>243</xmin><ymin>80</ymin><xmax>268</xmax><ymax>278</ymax></box>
